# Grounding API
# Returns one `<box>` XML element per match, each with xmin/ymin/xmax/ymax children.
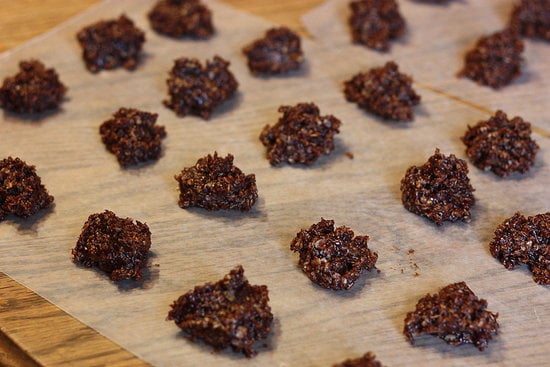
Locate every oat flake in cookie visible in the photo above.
<box><xmin>72</xmin><ymin>210</ymin><xmax>151</xmax><ymax>281</ymax></box>
<box><xmin>0</xmin><ymin>157</ymin><xmax>54</xmax><ymax>221</ymax></box>
<box><xmin>344</xmin><ymin>61</ymin><xmax>420</xmax><ymax>121</ymax></box>
<box><xmin>164</xmin><ymin>56</ymin><xmax>238</xmax><ymax>119</ymax></box>
<box><xmin>459</xmin><ymin>29</ymin><xmax>524</xmax><ymax>89</ymax></box>
<box><xmin>175</xmin><ymin>152</ymin><xmax>258</xmax><ymax>211</ymax></box>
<box><xmin>490</xmin><ymin>212</ymin><xmax>549</xmax><ymax>285</ymax></box>
<box><xmin>77</xmin><ymin>15</ymin><xmax>145</xmax><ymax>72</ymax></box>
<box><xmin>0</xmin><ymin>60</ymin><xmax>66</xmax><ymax>114</ymax></box>
<box><xmin>462</xmin><ymin>110</ymin><xmax>539</xmax><ymax>177</ymax></box>
<box><xmin>242</xmin><ymin>27</ymin><xmax>304</xmax><ymax>75</ymax></box>
<box><xmin>167</xmin><ymin>265</ymin><xmax>273</xmax><ymax>357</ymax></box>
<box><xmin>400</xmin><ymin>149</ymin><xmax>475</xmax><ymax>225</ymax></box>
<box><xmin>348</xmin><ymin>0</ymin><xmax>405</xmax><ymax>52</ymax></box>
<box><xmin>404</xmin><ymin>282</ymin><xmax>499</xmax><ymax>351</ymax></box>
<box><xmin>290</xmin><ymin>218</ymin><xmax>378</xmax><ymax>290</ymax></box>
<box><xmin>332</xmin><ymin>352</ymin><xmax>385</xmax><ymax>367</ymax></box>
<box><xmin>510</xmin><ymin>0</ymin><xmax>550</xmax><ymax>41</ymax></box>
<box><xmin>259</xmin><ymin>103</ymin><xmax>341</xmax><ymax>166</ymax></box>
<box><xmin>100</xmin><ymin>108</ymin><xmax>167</xmax><ymax>167</ymax></box>
<box><xmin>148</xmin><ymin>0</ymin><xmax>214</xmax><ymax>39</ymax></box>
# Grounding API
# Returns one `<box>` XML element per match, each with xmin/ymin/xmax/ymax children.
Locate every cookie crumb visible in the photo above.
<box><xmin>260</xmin><ymin>102</ymin><xmax>342</xmax><ymax>166</ymax></box>
<box><xmin>348</xmin><ymin>0</ymin><xmax>405</xmax><ymax>51</ymax></box>
<box><xmin>100</xmin><ymin>108</ymin><xmax>167</xmax><ymax>167</ymax></box>
<box><xmin>459</xmin><ymin>29</ymin><xmax>523</xmax><ymax>89</ymax></box>
<box><xmin>0</xmin><ymin>60</ymin><xmax>66</xmax><ymax>114</ymax></box>
<box><xmin>404</xmin><ymin>282</ymin><xmax>499</xmax><ymax>351</ymax></box>
<box><xmin>77</xmin><ymin>15</ymin><xmax>145</xmax><ymax>73</ymax></box>
<box><xmin>490</xmin><ymin>212</ymin><xmax>549</xmax><ymax>285</ymax></box>
<box><xmin>148</xmin><ymin>0</ymin><xmax>214</xmax><ymax>39</ymax></box>
<box><xmin>164</xmin><ymin>56</ymin><xmax>238</xmax><ymax>119</ymax></box>
<box><xmin>344</xmin><ymin>61</ymin><xmax>420</xmax><ymax>121</ymax></box>
<box><xmin>400</xmin><ymin>149</ymin><xmax>475</xmax><ymax>225</ymax></box>
<box><xmin>461</xmin><ymin>110</ymin><xmax>539</xmax><ymax>176</ymax></box>
<box><xmin>167</xmin><ymin>265</ymin><xmax>273</xmax><ymax>357</ymax></box>
<box><xmin>175</xmin><ymin>152</ymin><xmax>258</xmax><ymax>211</ymax></box>
<box><xmin>72</xmin><ymin>210</ymin><xmax>151</xmax><ymax>281</ymax></box>
<box><xmin>243</xmin><ymin>27</ymin><xmax>304</xmax><ymax>75</ymax></box>
<box><xmin>0</xmin><ymin>157</ymin><xmax>54</xmax><ymax>221</ymax></box>
<box><xmin>290</xmin><ymin>218</ymin><xmax>378</xmax><ymax>290</ymax></box>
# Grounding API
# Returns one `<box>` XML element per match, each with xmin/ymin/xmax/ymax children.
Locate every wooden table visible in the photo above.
<box><xmin>0</xmin><ymin>1</ymin><xmax>323</xmax><ymax>366</ymax></box>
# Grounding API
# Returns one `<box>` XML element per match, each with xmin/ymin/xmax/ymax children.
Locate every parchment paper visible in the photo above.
<box><xmin>1</xmin><ymin>0</ymin><xmax>549</xmax><ymax>366</ymax></box>
<box><xmin>303</xmin><ymin>0</ymin><xmax>550</xmax><ymax>133</ymax></box>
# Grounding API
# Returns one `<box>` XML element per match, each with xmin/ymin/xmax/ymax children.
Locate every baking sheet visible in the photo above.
<box><xmin>1</xmin><ymin>0</ymin><xmax>549</xmax><ymax>366</ymax></box>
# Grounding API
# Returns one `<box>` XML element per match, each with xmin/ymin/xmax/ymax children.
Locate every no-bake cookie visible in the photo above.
<box><xmin>72</xmin><ymin>210</ymin><xmax>151</xmax><ymax>281</ymax></box>
<box><xmin>77</xmin><ymin>15</ymin><xmax>145</xmax><ymax>72</ymax></box>
<box><xmin>490</xmin><ymin>212</ymin><xmax>549</xmax><ymax>285</ymax></box>
<box><xmin>259</xmin><ymin>102</ymin><xmax>342</xmax><ymax>166</ymax></box>
<box><xmin>344</xmin><ymin>61</ymin><xmax>420</xmax><ymax>121</ymax></box>
<box><xmin>167</xmin><ymin>265</ymin><xmax>273</xmax><ymax>357</ymax></box>
<box><xmin>290</xmin><ymin>218</ymin><xmax>378</xmax><ymax>290</ymax></box>
<box><xmin>175</xmin><ymin>152</ymin><xmax>257</xmax><ymax>211</ymax></box>
<box><xmin>148</xmin><ymin>0</ymin><xmax>214</xmax><ymax>39</ymax></box>
<box><xmin>0</xmin><ymin>60</ymin><xmax>66</xmax><ymax>114</ymax></box>
<box><xmin>459</xmin><ymin>29</ymin><xmax>524</xmax><ymax>89</ymax></box>
<box><xmin>461</xmin><ymin>110</ymin><xmax>539</xmax><ymax>176</ymax></box>
<box><xmin>242</xmin><ymin>27</ymin><xmax>304</xmax><ymax>75</ymax></box>
<box><xmin>400</xmin><ymin>149</ymin><xmax>475</xmax><ymax>225</ymax></box>
<box><xmin>333</xmin><ymin>352</ymin><xmax>385</xmax><ymax>367</ymax></box>
<box><xmin>510</xmin><ymin>0</ymin><xmax>550</xmax><ymax>41</ymax></box>
<box><xmin>99</xmin><ymin>108</ymin><xmax>167</xmax><ymax>167</ymax></box>
<box><xmin>348</xmin><ymin>0</ymin><xmax>406</xmax><ymax>51</ymax></box>
<box><xmin>404</xmin><ymin>282</ymin><xmax>499</xmax><ymax>351</ymax></box>
<box><xmin>164</xmin><ymin>56</ymin><xmax>238</xmax><ymax>119</ymax></box>
<box><xmin>0</xmin><ymin>157</ymin><xmax>54</xmax><ymax>221</ymax></box>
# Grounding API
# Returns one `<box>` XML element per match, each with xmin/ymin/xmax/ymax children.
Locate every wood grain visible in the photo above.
<box><xmin>0</xmin><ymin>273</ymin><xmax>151</xmax><ymax>366</ymax></box>
<box><xmin>0</xmin><ymin>1</ymin><xmax>548</xmax><ymax>367</ymax></box>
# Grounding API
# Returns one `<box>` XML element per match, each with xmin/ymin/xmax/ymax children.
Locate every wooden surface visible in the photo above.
<box><xmin>0</xmin><ymin>1</ymin><xmax>548</xmax><ymax>366</ymax></box>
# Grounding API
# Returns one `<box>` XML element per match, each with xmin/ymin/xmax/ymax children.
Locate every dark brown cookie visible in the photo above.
<box><xmin>99</xmin><ymin>108</ymin><xmax>167</xmax><ymax>167</ymax></box>
<box><xmin>164</xmin><ymin>56</ymin><xmax>238</xmax><ymax>119</ymax></box>
<box><xmin>332</xmin><ymin>352</ymin><xmax>385</xmax><ymax>367</ymax></box>
<box><xmin>490</xmin><ymin>212</ymin><xmax>549</xmax><ymax>285</ymax></box>
<box><xmin>459</xmin><ymin>29</ymin><xmax>524</xmax><ymax>89</ymax></box>
<box><xmin>148</xmin><ymin>0</ymin><xmax>214</xmax><ymax>39</ymax></box>
<box><xmin>461</xmin><ymin>110</ymin><xmax>539</xmax><ymax>176</ymax></box>
<box><xmin>344</xmin><ymin>61</ymin><xmax>421</xmax><ymax>121</ymax></box>
<box><xmin>290</xmin><ymin>218</ymin><xmax>378</xmax><ymax>290</ymax></box>
<box><xmin>0</xmin><ymin>157</ymin><xmax>54</xmax><ymax>221</ymax></box>
<box><xmin>242</xmin><ymin>27</ymin><xmax>304</xmax><ymax>75</ymax></box>
<box><xmin>167</xmin><ymin>265</ymin><xmax>273</xmax><ymax>357</ymax></box>
<box><xmin>175</xmin><ymin>152</ymin><xmax>257</xmax><ymax>211</ymax></box>
<box><xmin>400</xmin><ymin>149</ymin><xmax>475</xmax><ymax>225</ymax></box>
<box><xmin>72</xmin><ymin>210</ymin><xmax>151</xmax><ymax>281</ymax></box>
<box><xmin>348</xmin><ymin>0</ymin><xmax>405</xmax><ymax>51</ymax></box>
<box><xmin>510</xmin><ymin>0</ymin><xmax>550</xmax><ymax>41</ymax></box>
<box><xmin>0</xmin><ymin>60</ymin><xmax>66</xmax><ymax>114</ymax></box>
<box><xmin>404</xmin><ymin>282</ymin><xmax>499</xmax><ymax>351</ymax></box>
<box><xmin>259</xmin><ymin>102</ymin><xmax>341</xmax><ymax>166</ymax></box>
<box><xmin>76</xmin><ymin>15</ymin><xmax>145</xmax><ymax>72</ymax></box>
